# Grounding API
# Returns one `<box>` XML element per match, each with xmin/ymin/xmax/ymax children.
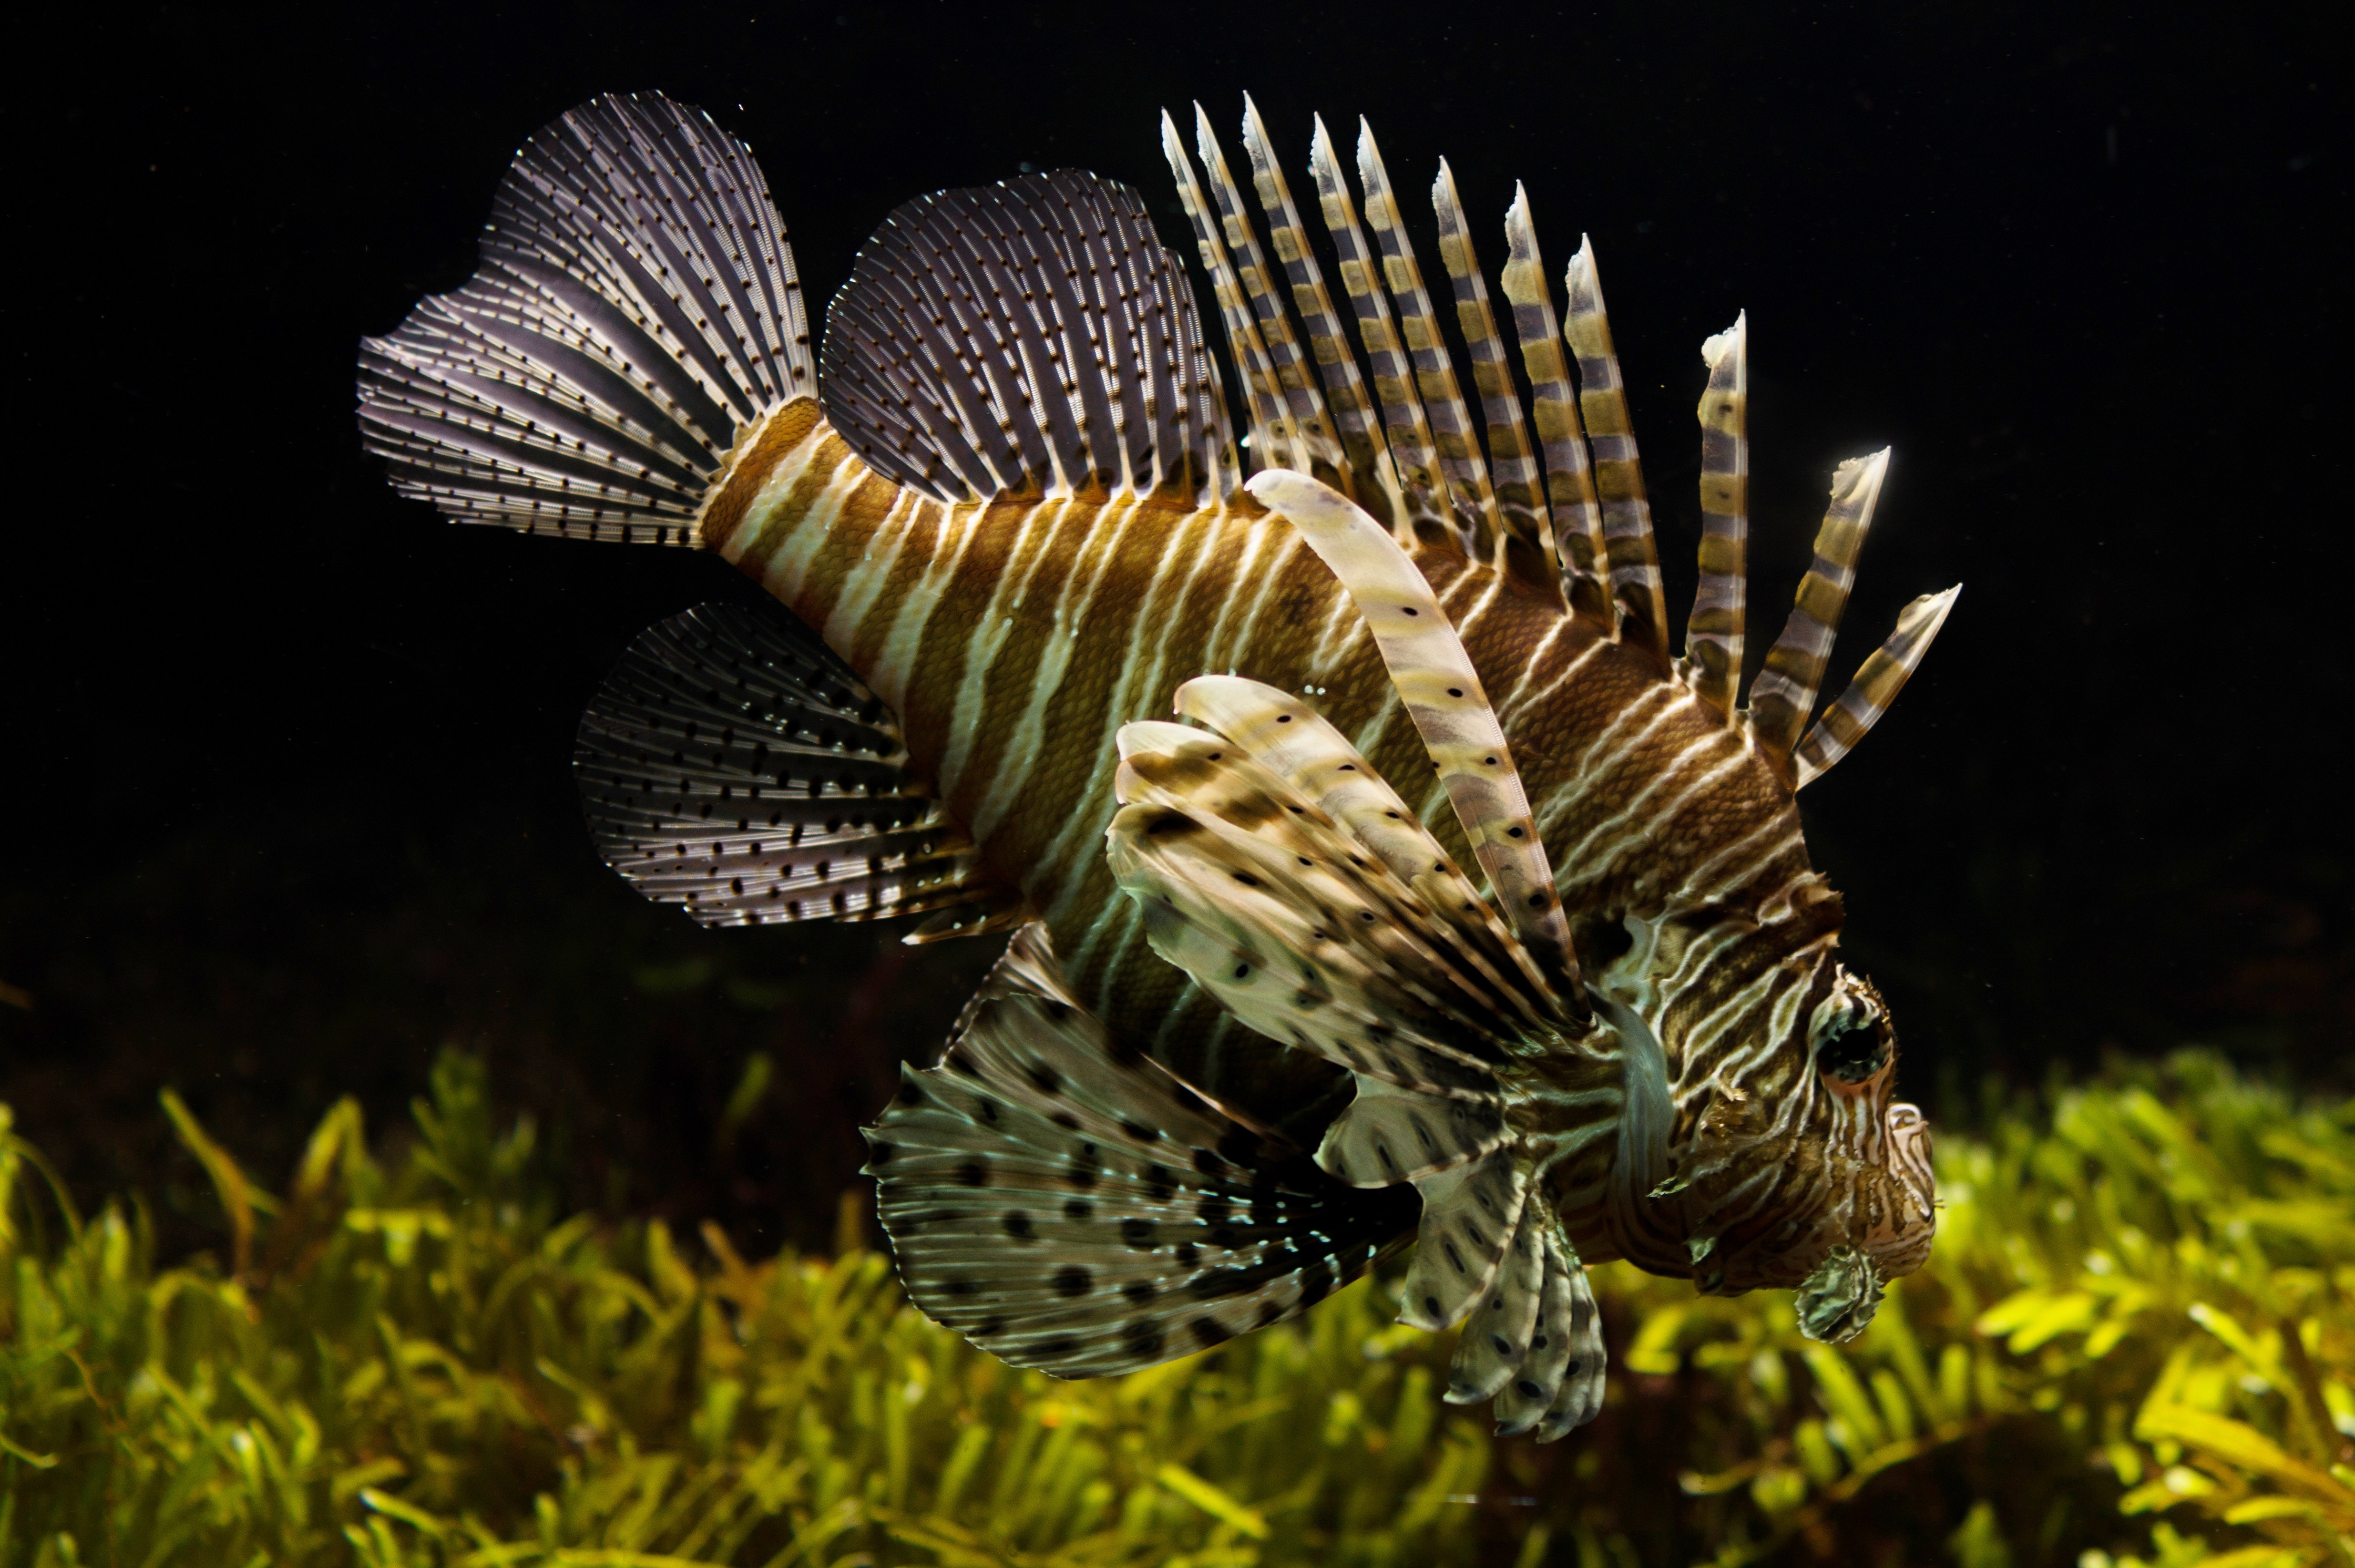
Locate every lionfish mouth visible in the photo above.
<box><xmin>353</xmin><ymin>83</ymin><xmax>1968</xmax><ymax>1448</ymax></box>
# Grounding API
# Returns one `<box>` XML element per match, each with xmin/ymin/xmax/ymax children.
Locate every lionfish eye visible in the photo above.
<box><xmin>1816</xmin><ymin>1012</ymin><xmax>1891</xmax><ymax>1084</ymax></box>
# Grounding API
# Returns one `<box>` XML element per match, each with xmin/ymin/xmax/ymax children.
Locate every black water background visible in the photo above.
<box><xmin>5</xmin><ymin>0</ymin><xmax>2345</xmax><ymax>1257</ymax></box>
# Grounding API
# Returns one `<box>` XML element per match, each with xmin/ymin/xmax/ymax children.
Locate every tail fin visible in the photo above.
<box><xmin>356</xmin><ymin>92</ymin><xmax>813</xmax><ymax>545</ymax></box>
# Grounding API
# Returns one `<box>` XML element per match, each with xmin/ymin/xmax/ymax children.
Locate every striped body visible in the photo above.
<box><xmin>703</xmin><ymin>401</ymin><xmax>1846</xmax><ymax>1272</ymax></box>
<box><xmin>356</xmin><ymin>94</ymin><xmax>1957</xmax><ymax>1390</ymax></box>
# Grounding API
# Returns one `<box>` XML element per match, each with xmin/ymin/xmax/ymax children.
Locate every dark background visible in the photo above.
<box><xmin>6</xmin><ymin>0</ymin><xmax>2345</xmax><ymax>1255</ymax></box>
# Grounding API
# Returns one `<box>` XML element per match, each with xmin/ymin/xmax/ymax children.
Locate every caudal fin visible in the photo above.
<box><xmin>356</xmin><ymin>92</ymin><xmax>814</xmax><ymax>545</ymax></box>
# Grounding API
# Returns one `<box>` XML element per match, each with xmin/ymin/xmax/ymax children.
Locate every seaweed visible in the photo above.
<box><xmin>0</xmin><ymin>1051</ymin><xmax>2348</xmax><ymax>1567</ymax></box>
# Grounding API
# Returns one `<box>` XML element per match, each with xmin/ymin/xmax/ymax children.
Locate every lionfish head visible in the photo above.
<box><xmin>1672</xmin><ymin>963</ymin><xmax>1936</xmax><ymax>1343</ymax></box>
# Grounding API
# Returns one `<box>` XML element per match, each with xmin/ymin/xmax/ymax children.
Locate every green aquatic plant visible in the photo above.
<box><xmin>1572</xmin><ymin>1054</ymin><xmax>2355</xmax><ymax>1567</ymax></box>
<box><xmin>0</xmin><ymin>1050</ymin><xmax>2347</xmax><ymax>1566</ymax></box>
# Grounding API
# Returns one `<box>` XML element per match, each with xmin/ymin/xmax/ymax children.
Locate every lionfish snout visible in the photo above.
<box><xmin>1783</xmin><ymin>1100</ymin><xmax>1938</xmax><ymax>1340</ymax></box>
<box><xmin>1674</xmin><ymin>972</ymin><xmax>1938</xmax><ymax>1326</ymax></box>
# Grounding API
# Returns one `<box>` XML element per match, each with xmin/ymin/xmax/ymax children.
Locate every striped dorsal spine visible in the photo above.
<box><xmin>359</xmin><ymin>91</ymin><xmax>1959</xmax><ymax>1425</ymax></box>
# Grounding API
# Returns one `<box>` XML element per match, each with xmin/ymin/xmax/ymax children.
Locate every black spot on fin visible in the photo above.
<box><xmin>1396</xmin><ymin>1149</ymin><xmax>1529</xmax><ymax>1333</ymax></box>
<box><xmin>574</xmin><ymin>602</ymin><xmax>1021</xmax><ymax>934</ymax></box>
<box><xmin>1444</xmin><ymin>1188</ymin><xmax>1549</xmax><ymax>1409</ymax></box>
<box><xmin>867</xmin><ymin>924</ymin><xmax>1416</xmax><ymax>1378</ymax></box>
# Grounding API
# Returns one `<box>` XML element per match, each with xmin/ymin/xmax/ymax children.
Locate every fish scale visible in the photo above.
<box><xmin>359</xmin><ymin>90</ymin><xmax>1958</xmax><ymax>1438</ymax></box>
<box><xmin>700</xmin><ymin>420</ymin><xmax>1787</xmax><ymax>1031</ymax></box>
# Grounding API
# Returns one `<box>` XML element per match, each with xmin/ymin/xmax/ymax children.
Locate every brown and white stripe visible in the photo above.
<box><xmin>366</xmin><ymin>92</ymin><xmax>1958</xmax><ymax>1344</ymax></box>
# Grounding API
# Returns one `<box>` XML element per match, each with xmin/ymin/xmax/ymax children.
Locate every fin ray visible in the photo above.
<box><xmin>1500</xmin><ymin>188</ymin><xmax>1614</xmax><ymax>625</ymax></box>
<box><xmin>1164</xmin><ymin>111</ymin><xmax>1303</xmax><ymax>479</ymax></box>
<box><xmin>1307</xmin><ymin>117</ymin><xmax>1453</xmax><ymax>546</ymax></box>
<box><xmin>357</xmin><ymin>92</ymin><xmax>810</xmax><ymax>544</ymax></box>
<box><xmin>1397</xmin><ymin>1151</ymin><xmax>1526</xmax><ymax>1331</ymax></box>
<box><xmin>1686</xmin><ymin>314</ymin><xmax>1749</xmax><ymax>717</ymax></box>
<box><xmin>1244</xmin><ymin>471</ymin><xmax>1577</xmax><ymax>983</ymax></box>
<box><xmin>868</xmin><ymin>926</ymin><xmax>1415</xmax><ymax>1377</ymax></box>
<box><xmin>1563</xmin><ymin>238</ymin><xmax>1669</xmax><ymax>660</ymax></box>
<box><xmin>1432</xmin><ymin>161</ymin><xmax>1557</xmax><ymax>599</ymax></box>
<box><xmin>1355</xmin><ymin>124</ymin><xmax>1496</xmax><ymax>556</ymax></box>
<box><xmin>1191</xmin><ymin>105</ymin><xmax>1351</xmax><ymax>491</ymax></box>
<box><xmin>574</xmin><ymin>604</ymin><xmax>1017</xmax><ymax>932</ymax></box>
<box><xmin>1749</xmin><ymin>449</ymin><xmax>1893</xmax><ymax>762</ymax></box>
<box><xmin>1239</xmin><ymin>99</ymin><xmax>1408</xmax><ymax>530</ymax></box>
<box><xmin>1446</xmin><ymin>1193</ymin><xmax>1548</xmax><ymax>1404</ymax></box>
<box><xmin>1108</xmin><ymin>733</ymin><xmax>1518</xmax><ymax>1099</ymax></box>
<box><xmin>1159</xmin><ymin>678</ymin><xmax>1570</xmax><ymax>1030</ymax></box>
<box><xmin>1792</xmin><ymin>585</ymin><xmax>1961</xmax><ymax>787</ymax></box>
<box><xmin>1318</xmin><ymin>1072</ymin><xmax>1508</xmax><ymax>1187</ymax></box>
<box><xmin>1534</xmin><ymin>1230</ymin><xmax>1609</xmax><ymax>1439</ymax></box>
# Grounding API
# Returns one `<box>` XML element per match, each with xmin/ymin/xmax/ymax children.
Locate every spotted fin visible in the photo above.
<box><xmin>1165</xmin><ymin>676</ymin><xmax>1562</xmax><ymax>1027</ymax></box>
<box><xmin>1535</xmin><ymin>1230</ymin><xmax>1610</xmax><ymax>1439</ymax></box>
<box><xmin>822</xmin><ymin>169</ymin><xmax>1226</xmax><ymax>504</ymax></box>
<box><xmin>1396</xmin><ymin>1149</ymin><xmax>1527</xmax><ymax>1331</ymax></box>
<box><xmin>1317</xmin><ymin>1072</ymin><xmax>1507</xmax><ymax>1186</ymax></box>
<box><xmin>1102</xmin><ymin>676</ymin><xmax>1610</xmax><ymax>1431</ymax></box>
<box><xmin>357</xmin><ymin>92</ymin><xmax>811</xmax><ymax>545</ymax></box>
<box><xmin>574</xmin><ymin>603</ymin><xmax>1020</xmax><ymax>937</ymax></box>
<box><xmin>1445</xmin><ymin>1203</ymin><xmax>1605</xmax><ymax>1437</ymax></box>
<box><xmin>866</xmin><ymin>925</ymin><xmax>1417</xmax><ymax>1377</ymax></box>
<box><xmin>1244</xmin><ymin>469</ymin><xmax>1577</xmax><ymax>984</ymax></box>
<box><xmin>1493</xmin><ymin>1225</ymin><xmax>1579</xmax><ymax>1434</ymax></box>
<box><xmin>1170</xmin><ymin>675</ymin><xmax>1467</xmax><ymax>886</ymax></box>
<box><xmin>1109</xmin><ymin>695</ymin><xmax>1585</xmax><ymax>1065</ymax></box>
<box><xmin>1108</xmin><ymin>725</ymin><xmax>1519</xmax><ymax>1099</ymax></box>
<box><xmin>1445</xmin><ymin>1189</ymin><xmax>1548</xmax><ymax>1401</ymax></box>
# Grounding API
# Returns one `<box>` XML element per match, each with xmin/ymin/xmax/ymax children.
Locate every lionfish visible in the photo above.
<box><xmin>357</xmin><ymin>92</ymin><xmax>1956</xmax><ymax>1439</ymax></box>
